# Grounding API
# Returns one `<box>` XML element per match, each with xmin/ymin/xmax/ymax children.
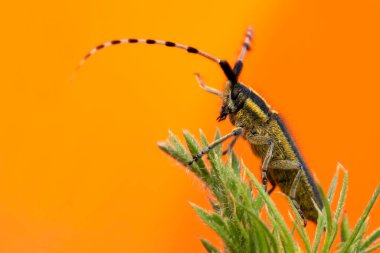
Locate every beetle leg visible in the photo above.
<box><xmin>222</xmin><ymin>135</ymin><xmax>239</xmax><ymax>156</ymax></box>
<box><xmin>290</xmin><ymin>170</ymin><xmax>307</xmax><ymax>226</ymax></box>
<box><xmin>267</xmin><ymin>160</ymin><xmax>301</xmax><ymax>195</ymax></box>
<box><xmin>267</xmin><ymin>175</ymin><xmax>277</xmax><ymax>195</ymax></box>
<box><xmin>188</xmin><ymin>127</ymin><xmax>243</xmax><ymax>165</ymax></box>
<box><xmin>269</xmin><ymin>160</ymin><xmax>301</xmax><ymax>170</ymax></box>
<box><xmin>245</xmin><ymin>134</ymin><xmax>274</xmax><ymax>193</ymax></box>
<box><xmin>268</xmin><ymin>160</ymin><xmax>307</xmax><ymax>225</ymax></box>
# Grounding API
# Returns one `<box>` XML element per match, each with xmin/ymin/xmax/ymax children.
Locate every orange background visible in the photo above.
<box><xmin>0</xmin><ymin>0</ymin><xmax>379</xmax><ymax>252</ymax></box>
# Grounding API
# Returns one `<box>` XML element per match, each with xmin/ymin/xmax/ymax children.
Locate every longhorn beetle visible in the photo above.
<box><xmin>78</xmin><ymin>27</ymin><xmax>323</xmax><ymax>225</ymax></box>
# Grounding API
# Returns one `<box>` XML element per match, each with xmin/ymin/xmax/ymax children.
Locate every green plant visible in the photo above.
<box><xmin>158</xmin><ymin>130</ymin><xmax>380</xmax><ymax>253</ymax></box>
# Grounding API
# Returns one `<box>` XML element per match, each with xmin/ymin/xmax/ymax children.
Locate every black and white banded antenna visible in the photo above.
<box><xmin>76</xmin><ymin>37</ymin><xmax>240</xmax><ymax>85</ymax></box>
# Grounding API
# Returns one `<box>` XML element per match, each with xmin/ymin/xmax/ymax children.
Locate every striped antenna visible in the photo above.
<box><xmin>238</xmin><ymin>26</ymin><xmax>253</xmax><ymax>62</ymax></box>
<box><xmin>77</xmin><ymin>38</ymin><xmax>222</xmax><ymax>68</ymax></box>
<box><xmin>76</xmin><ymin>38</ymin><xmax>237</xmax><ymax>84</ymax></box>
<box><xmin>233</xmin><ymin>26</ymin><xmax>254</xmax><ymax>77</ymax></box>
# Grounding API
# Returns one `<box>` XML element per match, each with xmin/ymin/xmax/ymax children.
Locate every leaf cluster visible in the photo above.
<box><xmin>158</xmin><ymin>130</ymin><xmax>380</xmax><ymax>253</ymax></box>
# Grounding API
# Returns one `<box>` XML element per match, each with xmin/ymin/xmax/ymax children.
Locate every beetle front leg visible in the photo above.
<box><xmin>188</xmin><ymin>127</ymin><xmax>244</xmax><ymax>165</ymax></box>
<box><xmin>222</xmin><ymin>135</ymin><xmax>239</xmax><ymax>156</ymax></box>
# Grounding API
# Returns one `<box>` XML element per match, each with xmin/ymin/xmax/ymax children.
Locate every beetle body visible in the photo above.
<box><xmin>221</xmin><ymin>81</ymin><xmax>323</xmax><ymax>222</ymax></box>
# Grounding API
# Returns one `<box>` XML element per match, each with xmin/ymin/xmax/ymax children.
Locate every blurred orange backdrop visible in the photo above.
<box><xmin>0</xmin><ymin>0</ymin><xmax>379</xmax><ymax>252</ymax></box>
